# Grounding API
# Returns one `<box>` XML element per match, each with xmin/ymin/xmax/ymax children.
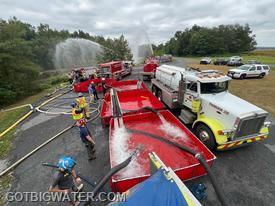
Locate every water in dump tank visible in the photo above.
<box><xmin>159</xmin><ymin>114</ymin><xmax>187</xmax><ymax>140</ymax></box>
<box><xmin>112</xmin><ymin>119</ymin><xmax>143</xmax><ymax>178</ymax></box>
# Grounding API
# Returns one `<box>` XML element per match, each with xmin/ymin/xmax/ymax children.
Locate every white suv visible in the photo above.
<box><xmin>227</xmin><ymin>64</ymin><xmax>270</xmax><ymax>79</ymax></box>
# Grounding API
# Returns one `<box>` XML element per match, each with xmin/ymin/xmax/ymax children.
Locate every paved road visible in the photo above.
<box><xmin>4</xmin><ymin>58</ymin><xmax>275</xmax><ymax>206</ymax></box>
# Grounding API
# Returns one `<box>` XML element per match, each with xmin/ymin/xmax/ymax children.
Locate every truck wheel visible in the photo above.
<box><xmin>258</xmin><ymin>73</ymin><xmax>265</xmax><ymax>79</ymax></box>
<box><xmin>240</xmin><ymin>74</ymin><xmax>246</xmax><ymax>80</ymax></box>
<box><xmin>157</xmin><ymin>90</ymin><xmax>162</xmax><ymax>101</ymax></box>
<box><xmin>195</xmin><ymin>124</ymin><xmax>216</xmax><ymax>150</ymax></box>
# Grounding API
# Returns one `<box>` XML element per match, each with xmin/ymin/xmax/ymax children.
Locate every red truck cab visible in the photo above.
<box><xmin>99</xmin><ymin>61</ymin><xmax>123</xmax><ymax>79</ymax></box>
<box><xmin>99</xmin><ymin>61</ymin><xmax>132</xmax><ymax>80</ymax></box>
<box><xmin>142</xmin><ymin>58</ymin><xmax>159</xmax><ymax>80</ymax></box>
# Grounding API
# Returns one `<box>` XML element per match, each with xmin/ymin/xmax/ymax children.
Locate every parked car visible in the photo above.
<box><xmin>227</xmin><ymin>56</ymin><xmax>243</xmax><ymax>66</ymax></box>
<box><xmin>200</xmin><ymin>57</ymin><xmax>211</xmax><ymax>64</ymax></box>
<box><xmin>227</xmin><ymin>64</ymin><xmax>270</xmax><ymax>79</ymax></box>
<box><xmin>213</xmin><ymin>58</ymin><xmax>228</xmax><ymax>65</ymax></box>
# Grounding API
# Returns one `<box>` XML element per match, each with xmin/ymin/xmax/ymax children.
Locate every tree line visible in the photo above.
<box><xmin>0</xmin><ymin>17</ymin><xmax>132</xmax><ymax>106</ymax></box>
<box><xmin>153</xmin><ymin>24</ymin><xmax>256</xmax><ymax>56</ymax></box>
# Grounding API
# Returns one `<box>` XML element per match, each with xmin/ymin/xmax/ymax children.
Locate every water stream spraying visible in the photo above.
<box><xmin>54</xmin><ymin>38</ymin><xmax>103</xmax><ymax>69</ymax></box>
<box><xmin>128</xmin><ymin>29</ymin><xmax>154</xmax><ymax>63</ymax></box>
<box><xmin>112</xmin><ymin>117</ymin><xmax>142</xmax><ymax>177</ymax></box>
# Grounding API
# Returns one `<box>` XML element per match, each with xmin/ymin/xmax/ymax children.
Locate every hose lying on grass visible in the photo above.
<box><xmin>0</xmin><ymin>102</ymin><xmax>100</xmax><ymax>177</ymax></box>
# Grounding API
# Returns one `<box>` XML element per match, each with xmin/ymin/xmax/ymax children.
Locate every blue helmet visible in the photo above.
<box><xmin>57</xmin><ymin>156</ymin><xmax>76</xmax><ymax>172</ymax></box>
<box><xmin>70</xmin><ymin>102</ymin><xmax>77</xmax><ymax>108</ymax></box>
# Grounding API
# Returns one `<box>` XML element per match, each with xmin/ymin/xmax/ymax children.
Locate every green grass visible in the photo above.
<box><xmin>0</xmin><ymin>174</ymin><xmax>12</xmax><ymax>206</ymax></box>
<box><xmin>241</xmin><ymin>55</ymin><xmax>275</xmax><ymax>65</ymax></box>
<box><xmin>0</xmin><ymin>77</ymin><xmax>68</xmax><ymax>205</ymax></box>
<box><xmin>0</xmin><ymin>75</ymin><xmax>68</xmax><ymax>158</ymax></box>
<box><xmin>0</xmin><ymin>107</ymin><xmax>28</xmax><ymax>159</ymax></box>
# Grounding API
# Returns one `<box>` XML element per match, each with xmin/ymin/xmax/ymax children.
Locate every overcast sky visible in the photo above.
<box><xmin>1</xmin><ymin>0</ymin><xmax>275</xmax><ymax>46</ymax></box>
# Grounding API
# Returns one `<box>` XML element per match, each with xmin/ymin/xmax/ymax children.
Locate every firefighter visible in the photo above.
<box><xmin>88</xmin><ymin>83</ymin><xmax>95</xmax><ymax>104</ymax></box>
<box><xmin>91</xmin><ymin>82</ymin><xmax>99</xmax><ymax>100</ymax></box>
<box><xmin>48</xmin><ymin>156</ymin><xmax>82</xmax><ymax>206</ymax></box>
<box><xmin>75</xmin><ymin>93</ymin><xmax>90</xmax><ymax>119</ymax></box>
<box><xmin>71</xmin><ymin>102</ymin><xmax>84</xmax><ymax>121</ymax></box>
<box><xmin>71</xmin><ymin>103</ymin><xmax>96</xmax><ymax>161</ymax></box>
<box><xmin>78</xmin><ymin>119</ymin><xmax>96</xmax><ymax>161</ymax></box>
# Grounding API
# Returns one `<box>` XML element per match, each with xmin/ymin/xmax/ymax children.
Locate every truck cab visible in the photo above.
<box><xmin>142</xmin><ymin>58</ymin><xmax>159</xmax><ymax>80</ymax></box>
<box><xmin>151</xmin><ymin>65</ymin><xmax>270</xmax><ymax>150</ymax></box>
<box><xmin>99</xmin><ymin>61</ymin><xmax>123</xmax><ymax>80</ymax></box>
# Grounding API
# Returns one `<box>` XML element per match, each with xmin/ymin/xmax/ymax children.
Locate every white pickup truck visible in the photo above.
<box><xmin>227</xmin><ymin>64</ymin><xmax>270</xmax><ymax>79</ymax></box>
<box><xmin>151</xmin><ymin>65</ymin><xmax>270</xmax><ymax>150</ymax></box>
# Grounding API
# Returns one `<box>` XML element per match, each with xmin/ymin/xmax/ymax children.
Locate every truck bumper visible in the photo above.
<box><xmin>217</xmin><ymin>132</ymin><xmax>269</xmax><ymax>150</ymax></box>
<box><xmin>227</xmin><ymin>73</ymin><xmax>241</xmax><ymax>78</ymax></box>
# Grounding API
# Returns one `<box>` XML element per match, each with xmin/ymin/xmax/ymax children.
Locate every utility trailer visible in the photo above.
<box><xmin>109</xmin><ymin>110</ymin><xmax>216</xmax><ymax>192</ymax></box>
<box><xmin>151</xmin><ymin>65</ymin><xmax>270</xmax><ymax>150</ymax></box>
<box><xmin>101</xmin><ymin>88</ymin><xmax>164</xmax><ymax>125</ymax></box>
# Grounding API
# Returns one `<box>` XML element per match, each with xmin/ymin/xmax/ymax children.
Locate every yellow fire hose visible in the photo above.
<box><xmin>0</xmin><ymin>92</ymin><xmax>68</xmax><ymax>139</ymax></box>
<box><xmin>0</xmin><ymin>104</ymin><xmax>100</xmax><ymax>177</ymax></box>
<box><xmin>0</xmin><ymin>110</ymin><xmax>34</xmax><ymax>139</ymax></box>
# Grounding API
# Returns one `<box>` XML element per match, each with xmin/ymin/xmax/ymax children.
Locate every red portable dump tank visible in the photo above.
<box><xmin>108</xmin><ymin>80</ymin><xmax>147</xmax><ymax>91</ymax></box>
<box><xmin>73</xmin><ymin>78</ymin><xmax>116</xmax><ymax>93</ymax></box>
<box><xmin>109</xmin><ymin>110</ymin><xmax>216</xmax><ymax>192</ymax></box>
<box><xmin>101</xmin><ymin>89</ymin><xmax>165</xmax><ymax>125</ymax></box>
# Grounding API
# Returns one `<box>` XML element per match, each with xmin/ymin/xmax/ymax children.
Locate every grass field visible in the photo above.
<box><xmin>185</xmin><ymin>60</ymin><xmax>275</xmax><ymax>115</ymax></box>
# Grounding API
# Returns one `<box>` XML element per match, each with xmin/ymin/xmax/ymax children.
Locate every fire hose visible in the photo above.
<box><xmin>113</xmin><ymin>105</ymin><xmax>228</xmax><ymax>206</ymax></box>
<box><xmin>0</xmin><ymin>103</ymin><xmax>100</xmax><ymax>177</ymax></box>
<box><xmin>78</xmin><ymin>148</ymin><xmax>141</xmax><ymax>206</ymax></box>
<box><xmin>41</xmin><ymin>148</ymin><xmax>140</xmax><ymax>206</ymax></box>
<box><xmin>41</xmin><ymin>162</ymin><xmax>106</xmax><ymax>193</ymax></box>
<box><xmin>0</xmin><ymin>88</ymin><xmax>72</xmax><ymax>139</ymax></box>
<box><xmin>126</xmin><ymin>128</ymin><xmax>228</xmax><ymax>206</ymax></box>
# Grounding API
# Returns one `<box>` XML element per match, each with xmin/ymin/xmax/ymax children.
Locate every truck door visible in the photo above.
<box><xmin>183</xmin><ymin>81</ymin><xmax>198</xmax><ymax>109</ymax></box>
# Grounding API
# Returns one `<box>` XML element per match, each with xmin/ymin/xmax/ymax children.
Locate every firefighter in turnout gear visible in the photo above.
<box><xmin>71</xmin><ymin>103</ymin><xmax>96</xmax><ymax>161</ymax></box>
<box><xmin>76</xmin><ymin>93</ymin><xmax>90</xmax><ymax>119</ymax></box>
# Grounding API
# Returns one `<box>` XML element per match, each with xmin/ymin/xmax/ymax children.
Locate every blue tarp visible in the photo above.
<box><xmin>109</xmin><ymin>169</ymin><xmax>189</xmax><ymax>206</ymax></box>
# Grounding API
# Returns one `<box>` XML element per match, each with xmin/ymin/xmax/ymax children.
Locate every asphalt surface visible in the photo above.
<box><xmin>3</xmin><ymin>57</ymin><xmax>275</xmax><ymax>206</ymax></box>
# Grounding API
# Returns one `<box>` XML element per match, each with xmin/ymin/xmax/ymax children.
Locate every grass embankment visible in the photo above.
<box><xmin>0</xmin><ymin>74</ymin><xmax>68</xmax><ymax>158</ymax></box>
<box><xmin>0</xmin><ymin>73</ymin><xmax>69</xmax><ymax>205</ymax></box>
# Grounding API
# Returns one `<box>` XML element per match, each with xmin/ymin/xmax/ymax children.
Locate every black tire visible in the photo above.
<box><xmin>195</xmin><ymin>124</ymin><xmax>216</xmax><ymax>150</ymax></box>
<box><xmin>258</xmin><ymin>73</ymin><xmax>265</xmax><ymax>79</ymax></box>
<box><xmin>157</xmin><ymin>90</ymin><xmax>162</xmax><ymax>101</ymax></box>
<box><xmin>240</xmin><ymin>74</ymin><xmax>246</xmax><ymax>80</ymax></box>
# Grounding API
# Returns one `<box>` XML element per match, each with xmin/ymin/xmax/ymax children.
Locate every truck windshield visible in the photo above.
<box><xmin>201</xmin><ymin>81</ymin><xmax>228</xmax><ymax>94</ymax></box>
<box><xmin>101</xmin><ymin>67</ymin><xmax>110</xmax><ymax>73</ymax></box>
<box><xmin>238</xmin><ymin>65</ymin><xmax>250</xmax><ymax>70</ymax></box>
